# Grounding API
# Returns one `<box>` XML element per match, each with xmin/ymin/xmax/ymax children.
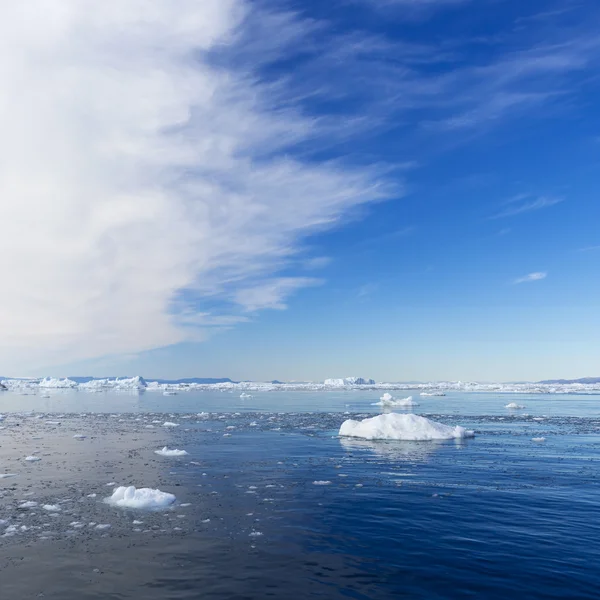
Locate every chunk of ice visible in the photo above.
<box><xmin>105</xmin><ymin>486</ymin><xmax>176</xmax><ymax>509</ymax></box>
<box><xmin>154</xmin><ymin>447</ymin><xmax>188</xmax><ymax>457</ymax></box>
<box><xmin>339</xmin><ymin>413</ymin><xmax>474</xmax><ymax>441</ymax></box>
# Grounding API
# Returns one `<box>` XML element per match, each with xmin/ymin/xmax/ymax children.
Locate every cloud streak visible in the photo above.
<box><xmin>0</xmin><ymin>1</ymin><xmax>392</xmax><ymax>373</ymax></box>
<box><xmin>492</xmin><ymin>196</ymin><xmax>563</xmax><ymax>219</ymax></box>
<box><xmin>513</xmin><ymin>272</ymin><xmax>547</xmax><ymax>285</ymax></box>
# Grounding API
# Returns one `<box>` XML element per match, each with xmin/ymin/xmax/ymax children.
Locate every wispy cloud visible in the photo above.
<box><xmin>0</xmin><ymin>1</ymin><xmax>394</xmax><ymax>373</ymax></box>
<box><xmin>302</xmin><ymin>256</ymin><xmax>333</xmax><ymax>270</ymax></box>
<box><xmin>357</xmin><ymin>282</ymin><xmax>378</xmax><ymax>300</ymax></box>
<box><xmin>513</xmin><ymin>272</ymin><xmax>547</xmax><ymax>284</ymax></box>
<box><xmin>491</xmin><ymin>196</ymin><xmax>563</xmax><ymax>219</ymax></box>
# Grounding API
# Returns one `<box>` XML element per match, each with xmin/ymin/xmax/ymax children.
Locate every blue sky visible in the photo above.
<box><xmin>2</xmin><ymin>0</ymin><xmax>599</xmax><ymax>381</ymax></box>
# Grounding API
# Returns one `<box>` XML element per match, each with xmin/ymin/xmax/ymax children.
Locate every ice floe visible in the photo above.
<box><xmin>105</xmin><ymin>486</ymin><xmax>176</xmax><ymax>509</ymax></box>
<box><xmin>373</xmin><ymin>393</ymin><xmax>418</xmax><ymax>407</ymax></box>
<box><xmin>154</xmin><ymin>447</ymin><xmax>188</xmax><ymax>457</ymax></box>
<box><xmin>532</xmin><ymin>437</ymin><xmax>546</xmax><ymax>442</ymax></box>
<box><xmin>339</xmin><ymin>413</ymin><xmax>474</xmax><ymax>441</ymax></box>
<box><xmin>24</xmin><ymin>456</ymin><xmax>41</xmax><ymax>462</ymax></box>
<box><xmin>505</xmin><ymin>402</ymin><xmax>525</xmax><ymax>409</ymax></box>
<box><xmin>163</xmin><ymin>422</ymin><xmax>179</xmax><ymax>428</ymax></box>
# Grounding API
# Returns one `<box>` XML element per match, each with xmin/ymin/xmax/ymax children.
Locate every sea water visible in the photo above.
<box><xmin>1</xmin><ymin>389</ymin><xmax>599</xmax><ymax>598</ymax></box>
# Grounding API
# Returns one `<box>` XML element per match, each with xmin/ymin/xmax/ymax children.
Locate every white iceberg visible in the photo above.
<box><xmin>105</xmin><ymin>485</ymin><xmax>176</xmax><ymax>509</ymax></box>
<box><xmin>505</xmin><ymin>402</ymin><xmax>525</xmax><ymax>409</ymax></box>
<box><xmin>162</xmin><ymin>422</ymin><xmax>179</xmax><ymax>428</ymax></box>
<box><xmin>532</xmin><ymin>437</ymin><xmax>546</xmax><ymax>442</ymax></box>
<box><xmin>373</xmin><ymin>394</ymin><xmax>418</xmax><ymax>407</ymax></box>
<box><xmin>154</xmin><ymin>447</ymin><xmax>188</xmax><ymax>457</ymax></box>
<box><xmin>324</xmin><ymin>377</ymin><xmax>375</xmax><ymax>387</ymax></box>
<box><xmin>339</xmin><ymin>413</ymin><xmax>474</xmax><ymax>441</ymax></box>
<box><xmin>24</xmin><ymin>456</ymin><xmax>41</xmax><ymax>462</ymax></box>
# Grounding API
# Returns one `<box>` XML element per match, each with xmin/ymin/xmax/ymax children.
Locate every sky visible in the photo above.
<box><xmin>0</xmin><ymin>0</ymin><xmax>599</xmax><ymax>382</ymax></box>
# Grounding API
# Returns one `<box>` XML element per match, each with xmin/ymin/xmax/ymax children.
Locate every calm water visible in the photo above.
<box><xmin>1</xmin><ymin>389</ymin><xmax>600</xmax><ymax>598</ymax></box>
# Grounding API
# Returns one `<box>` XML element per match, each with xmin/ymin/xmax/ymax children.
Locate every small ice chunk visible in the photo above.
<box><xmin>42</xmin><ymin>504</ymin><xmax>61</xmax><ymax>512</ymax></box>
<box><xmin>505</xmin><ymin>402</ymin><xmax>525</xmax><ymax>409</ymax></box>
<box><xmin>87</xmin><ymin>493</ymin><xmax>97</xmax><ymax>498</ymax></box>
<box><xmin>249</xmin><ymin>530</ymin><xmax>263</xmax><ymax>537</ymax></box>
<box><xmin>163</xmin><ymin>422</ymin><xmax>179</xmax><ymax>428</ymax></box>
<box><xmin>19</xmin><ymin>501</ymin><xmax>38</xmax><ymax>508</ymax></box>
<box><xmin>154</xmin><ymin>447</ymin><xmax>188</xmax><ymax>457</ymax></box>
<box><xmin>313</xmin><ymin>481</ymin><xmax>332</xmax><ymax>486</ymax></box>
<box><xmin>339</xmin><ymin>413</ymin><xmax>474</xmax><ymax>441</ymax></box>
<box><xmin>105</xmin><ymin>486</ymin><xmax>176</xmax><ymax>509</ymax></box>
<box><xmin>532</xmin><ymin>437</ymin><xmax>546</xmax><ymax>442</ymax></box>
<box><xmin>95</xmin><ymin>524</ymin><xmax>111</xmax><ymax>530</ymax></box>
<box><xmin>73</xmin><ymin>434</ymin><xmax>86</xmax><ymax>440</ymax></box>
<box><xmin>0</xmin><ymin>473</ymin><xmax>17</xmax><ymax>479</ymax></box>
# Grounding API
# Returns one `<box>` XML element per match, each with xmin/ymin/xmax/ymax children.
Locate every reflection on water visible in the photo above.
<box><xmin>339</xmin><ymin>436</ymin><xmax>454</xmax><ymax>462</ymax></box>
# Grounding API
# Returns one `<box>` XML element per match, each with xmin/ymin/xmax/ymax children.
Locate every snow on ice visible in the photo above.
<box><xmin>339</xmin><ymin>413</ymin><xmax>474</xmax><ymax>441</ymax></box>
<box><xmin>105</xmin><ymin>486</ymin><xmax>176</xmax><ymax>509</ymax></box>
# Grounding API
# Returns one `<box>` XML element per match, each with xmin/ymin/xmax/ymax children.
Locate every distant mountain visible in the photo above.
<box><xmin>67</xmin><ymin>376</ymin><xmax>233</xmax><ymax>384</ymax></box>
<box><xmin>539</xmin><ymin>377</ymin><xmax>600</xmax><ymax>384</ymax></box>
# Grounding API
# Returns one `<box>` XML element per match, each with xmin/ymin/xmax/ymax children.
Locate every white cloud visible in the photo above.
<box><xmin>492</xmin><ymin>196</ymin><xmax>563</xmax><ymax>219</ymax></box>
<box><xmin>0</xmin><ymin>1</ymin><xmax>391</xmax><ymax>372</ymax></box>
<box><xmin>513</xmin><ymin>272</ymin><xmax>547</xmax><ymax>284</ymax></box>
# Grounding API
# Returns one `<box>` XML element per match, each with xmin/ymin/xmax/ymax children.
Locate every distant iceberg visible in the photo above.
<box><xmin>373</xmin><ymin>393</ymin><xmax>418</xmax><ymax>407</ymax></box>
<box><xmin>324</xmin><ymin>377</ymin><xmax>376</xmax><ymax>387</ymax></box>
<box><xmin>105</xmin><ymin>485</ymin><xmax>176</xmax><ymax>509</ymax></box>
<box><xmin>339</xmin><ymin>413</ymin><xmax>474</xmax><ymax>441</ymax></box>
<box><xmin>505</xmin><ymin>402</ymin><xmax>525</xmax><ymax>409</ymax></box>
<box><xmin>38</xmin><ymin>377</ymin><xmax>78</xmax><ymax>389</ymax></box>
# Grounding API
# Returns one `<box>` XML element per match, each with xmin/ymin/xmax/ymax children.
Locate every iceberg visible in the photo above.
<box><xmin>38</xmin><ymin>377</ymin><xmax>78</xmax><ymax>389</ymax></box>
<box><xmin>154</xmin><ymin>447</ymin><xmax>188</xmax><ymax>457</ymax></box>
<box><xmin>373</xmin><ymin>393</ymin><xmax>418</xmax><ymax>407</ymax></box>
<box><xmin>505</xmin><ymin>402</ymin><xmax>525</xmax><ymax>409</ymax></box>
<box><xmin>324</xmin><ymin>377</ymin><xmax>376</xmax><ymax>387</ymax></box>
<box><xmin>339</xmin><ymin>413</ymin><xmax>474</xmax><ymax>441</ymax></box>
<box><xmin>105</xmin><ymin>485</ymin><xmax>176</xmax><ymax>509</ymax></box>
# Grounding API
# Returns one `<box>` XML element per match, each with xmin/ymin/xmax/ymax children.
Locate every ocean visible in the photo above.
<box><xmin>1</xmin><ymin>389</ymin><xmax>599</xmax><ymax>599</ymax></box>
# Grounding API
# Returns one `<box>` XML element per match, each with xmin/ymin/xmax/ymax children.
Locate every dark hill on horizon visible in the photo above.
<box><xmin>539</xmin><ymin>377</ymin><xmax>600</xmax><ymax>384</ymax></box>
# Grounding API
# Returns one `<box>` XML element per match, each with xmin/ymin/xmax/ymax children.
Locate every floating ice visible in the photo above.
<box><xmin>505</xmin><ymin>402</ymin><xmax>525</xmax><ymax>409</ymax></box>
<box><xmin>339</xmin><ymin>413</ymin><xmax>474</xmax><ymax>441</ymax></box>
<box><xmin>105</xmin><ymin>486</ymin><xmax>176</xmax><ymax>509</ymax></box>
<box><xmin>19</xmin><ymin>501</ymin><xmax>38</xmax><ymax>508</ymax></box>
<box><xmin>240</xmin><ymin>392</ymin><xmax>253</xmax><ymax>398</ymax></box>
<box><xmin>25</xmin><ymin>456</ymin><xmax>41</xmax><ymax>462</ymax></box>
<box><xmin>373</xmin><ymin>394</ymin><xmax>418</xmax><ymax>407</ymax></box>
<box><xmin>154</xmin><ymin>447</ymin><xmax>188</xmax><ymax>457</ymax></box>
<box><xmin>73</xmin><ymin>434</ymin><xmax>86</xmax><ymax>440</ymax></box>
<box><xmin>163</xmin><ymin>422</ymin><xmax>179</xmax><ymax>428</ymax></box>
<box><xmin>312</xmin><ymin>480</ymin><xmax>332</xmax><ymax>485</ymax></box>
<box><xmin>42</xmin><ymin>504</ymin><xmax>61</xmax><ymax>512</ymax></box>
<box><xmin>532</xmin><ymin>437</ymin><xmax>546</xmax><ymax>442</ymax></box>
<box><xmin>0</xmin><ymin>473</ymin><xmax>17</xmax><ymax>479</ymax></box>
